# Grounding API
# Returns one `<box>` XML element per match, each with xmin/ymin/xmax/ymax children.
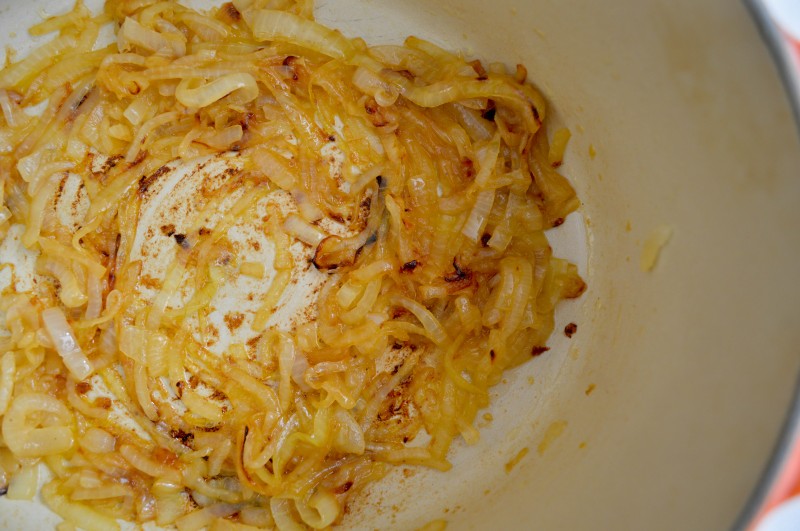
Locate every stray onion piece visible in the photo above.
<box><xmin>0</xmin><ymin>0</ymin><xmax>586</xmax><ymax>529</ymax></box>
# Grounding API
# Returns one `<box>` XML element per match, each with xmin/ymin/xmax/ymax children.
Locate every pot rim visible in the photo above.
<box><xmin>736</xmin><ymin>4</ymin><xmax>800</xmax><ymax>529</ymax></box>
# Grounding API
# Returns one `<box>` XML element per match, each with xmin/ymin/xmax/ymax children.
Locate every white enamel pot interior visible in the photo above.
<box><xmin>1</xmin><ymin>0</ymin><xmax>799</xmax><ymax>529</ymax></box>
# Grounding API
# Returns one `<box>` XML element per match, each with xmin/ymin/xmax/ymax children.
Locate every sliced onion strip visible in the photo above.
<box><xmin>41</xmin><ymin>307</ymin><xmax>93</xmax><ymax>381</ymax></box>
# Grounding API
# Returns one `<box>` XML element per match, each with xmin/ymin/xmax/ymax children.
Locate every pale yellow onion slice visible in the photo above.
<box><xmin>2</xmin><ymin>393</ymin><xmax>74</xmax><ymax>457</ymax></box>
<box><xmin>41</xmin><ymin>480</ymin><xmax>121</xmax><ymax>531</ymax></box>
<box><xmin>175</xmin><ymin>73</ymin><xmax>258</xmax><ymax>108</ymax></box>
<box><xmin>41</xmin><ymin>307</ymin><xmax>93</xmax><ymax>381</ymax></box>
<box><xmin>175</xmin><ymin>503</ymin><xmax>241</xmax><ymax>531</ymax></box>
<box><xmin>0</xmin><ymin>34</ymin><xmax>77</xmax><ymax>89</ymax></box>
<box><xmin>0</xmin><ymin>352</ymin><xmax>15</xmax><ymax>415</ymax></box>
<box><xmin>270</xmin><ymin>497</ymin><xmax>305</xmax><ymax>531</ymax></box>
<box><xmin>294</xmin><ymin>490</ymin><xmax>340</xmax><ymax>530</ymax></box>
<box><xmin>391</xmin><ymin>296</ymin><xmax>449</xmax><ymax>345</ymax></box>
<box><xmin>461</xmin><ymin>188</ymin><xmax>496</xmax><ymax>242</ymax></box>
<box><xmin>247</xmin><ymin>9</ymin><xmax>356</xmax><ymax>60</ymax></box>
<box><xmin>118</xmin><ymin>17</ymin><xmax>184</xmax><ymax>57</ymax></box>
<box><xmin>5</xmin><ymin>464</ymin><xmax>38</xmax><ymax>500</ymax></box>
<box><xmin>80</xmin><ymin>427</ymin><xmax>116</xmax><ymax>454</ymax></box>
<box><xmin>282</xmin><ymin>213</ymin><xmax>326</xmax><ymax>247</ymax></box>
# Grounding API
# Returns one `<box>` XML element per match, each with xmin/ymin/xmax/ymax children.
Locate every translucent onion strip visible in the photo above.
<box><xmin>461</xmin><ymin>188</ymin><xmax>495</xmax><ymax>242</ymax></box>
<box><xmin>282</xmin><ymin>213</ymin><xmax>326</xmax><ymax>247</ymax></box>
<box><xmin>270</xmin><ymin>497</ymin><xmax>305</xmax><ymax>531</ymax></box>
<box><xmin>0</xmin><ymin>89</ymin><xmax>19</xmax><ymax>126</ymax></box>
<box><xmin>391</xmin><ymin>296</ymin><xmax>448</xmax><ymax>345</ymax></box>
<box><xmin>0</xmin><ymin>352</ymin><xmax>15</xmax><ymax>415</ymax></box>
<box><xmin>5</xmin><ymin>464</ymin><xmax>38</xmax><ymax>500</ymax></box>
<box><xmin>2</xmin><ymin>393</ymin><xmax>74</xmax><ymax>457</ymax></box>
<box><xmin>176</xmin><ymin>73</ymin><xmax>259</xmax><ymax>108</ymax></box>
<box><xmin>41</xmin><ymin>307</ymin><xmax>93</xmax><ymax>381</ymax></box>
<box><xmin>248</xmin><ymin>10</ymin><xmax>356</xmax><ymax>60</ymax></box>
<box><xmin>41</xmin><ymin>480</ymin><xmax>121</xmax><ymax>531</ymax></box>
<box><xmin>80</xmin><ymin>427</ymin><xmax>116</xmax><ymax>454</ymax></box>
<box><xmin>118</xmin><ymin>17</ymin><xmax>184</xmax><ymax>57</ymax></box>
<box><xmin>126</xmin><ymin>111</ymin><xmax>180</xmax><ymax>163</ymax></box>
<box><xmin>175</xmin><ymin>503</ymin><xmax>241</xmax><ymax>531</ymax></box>
<box><xmin>294</xmin><ymin>490</ymin><xmax>340</xmax><ymax>529</ymax></box>
<box><xmin>0</xmin><ymin>34</ymin><xmax>78</xmax><ymax>90</ymax></box>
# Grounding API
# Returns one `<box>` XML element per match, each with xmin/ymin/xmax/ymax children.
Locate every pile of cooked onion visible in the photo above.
<box><xmin>0</xmin><ymin>0</ymin><xmax>585</xmax><ymax>529</ymax></box>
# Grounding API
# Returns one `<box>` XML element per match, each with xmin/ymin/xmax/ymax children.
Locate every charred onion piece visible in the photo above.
<box><xmin>313</xmin><ymin>175</ymin><xmax>386</xmax><ymax>271</ymax></box>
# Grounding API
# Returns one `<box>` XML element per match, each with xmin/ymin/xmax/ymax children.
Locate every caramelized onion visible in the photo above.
<box><xmin>176</xmin><ymin>73</ymin><xmax>258</xmax><ymax>108</ymax></box>
<box><xmin>0</xmin><ymin>0</ymin><xmax>584</xmax><ymax>528</ymax></box>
